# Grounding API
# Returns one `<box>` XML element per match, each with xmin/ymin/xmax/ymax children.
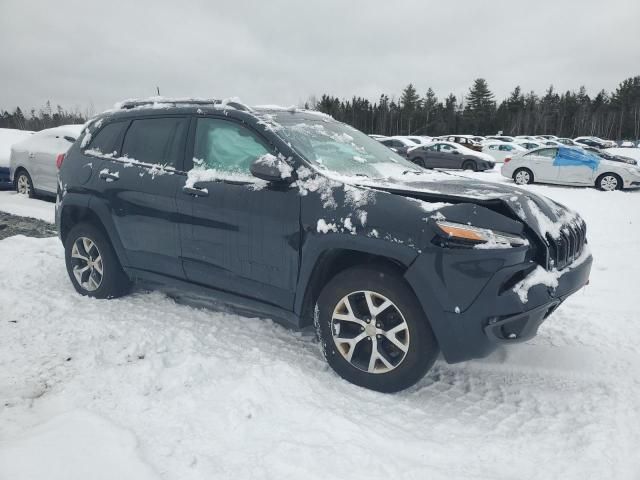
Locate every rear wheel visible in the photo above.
<box><xmin>413</xmin><ymin>157</ymin><xmax>426</xmax><ymax>168</ymax></box>
<box><xmin>315</xmin><ymin>265</ymin><xmax>439</xmax><ymax>392</ymax></box>
<box><xmin>64</xmin><ymin>223</ymin><xmax>131</xmax><ymax>299</ymax></box>
<box><xmin>15</xmin><ymin>169</ymin><xmax>34</xmax><ymax>197</ymax></box>
<box><xmin>596</xmin><ymin>173</ymin><xmax>621</xmax><ymax>191</ymax></box>
<box><xmin>462</xmin><ymin>160</ymin><xmax>477</xmax><ymax>171</ymax></box>
<box><xmin>513</xmin><ymin>168</ymin><xmax>533</xmax><ymax>185</ymax></box>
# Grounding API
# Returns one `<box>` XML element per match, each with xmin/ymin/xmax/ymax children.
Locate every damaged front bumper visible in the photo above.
<box><xmin>405</xmin><ymin>247</ymin><xmax>593</xmax><ymax>364</ymax></box>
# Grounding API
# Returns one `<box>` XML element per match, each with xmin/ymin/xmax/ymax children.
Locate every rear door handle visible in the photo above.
<box><xmin>182</xmin><ymin>185</ymin><xmax>209</xmax><ymax>197</ymax></box>
<box><xmin>99</xmin><ymin>171</ymin><xmax>120</xmax><ymax>182</ymax></box>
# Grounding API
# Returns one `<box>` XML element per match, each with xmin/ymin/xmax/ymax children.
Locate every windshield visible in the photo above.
<box><xmin>271</xmin><ymin>114</ymin><xmax>422</xmax><ymax>178</ymax></box>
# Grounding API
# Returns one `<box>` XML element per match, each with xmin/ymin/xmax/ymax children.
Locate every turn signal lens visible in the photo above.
<box><xmin>437</xmin><ymin>222</ymin><xmax>486</xmax><ymax>241</ymax></box>
<box><xmin>435</xmin><ymin>220</ymin><xmax>528</xmax><ymax>248</ymax></box>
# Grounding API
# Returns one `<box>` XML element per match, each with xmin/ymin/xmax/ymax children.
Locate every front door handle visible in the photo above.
<box><xmin>182</xmin><ymin>185</ymin><xmax>209</xmax><ymax>197</ymax></box>
<box><xmin>99</xmin><ymin>170</ymin><xmax>120</xmax><ymax>182</ymax></box>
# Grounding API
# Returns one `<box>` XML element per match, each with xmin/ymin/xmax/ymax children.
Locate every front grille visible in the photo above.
<box><xmin>547</xmin><ymin>220</ymin><xmax>587</xmax><ymax>270</ymax></box>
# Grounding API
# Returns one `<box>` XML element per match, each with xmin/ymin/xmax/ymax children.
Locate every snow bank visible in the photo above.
<box><xmin>0</xmin><ymin>410</ymin><xmax>159</xmax><ymax>480</ymax></box>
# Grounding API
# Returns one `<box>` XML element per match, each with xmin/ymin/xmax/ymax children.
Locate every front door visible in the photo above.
<box><xmin>177</xmin><ymin>116</ymin><xmax>301</xmax><ymax>310</ymax></box>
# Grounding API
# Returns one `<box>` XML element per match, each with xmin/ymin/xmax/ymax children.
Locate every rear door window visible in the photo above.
<box><xmin>121</xmin><ymin>117</ymin><xmax>188</xmax><ymax>168</ymax></box>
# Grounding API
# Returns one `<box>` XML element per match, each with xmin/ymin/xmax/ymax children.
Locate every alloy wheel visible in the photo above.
<box><xmin>331</xmin><ymin>290</ymin><xmax>410</xmax><ymax>374</ymax></box>
<box><xmin>514</xmin><ymin>170</ymin><xmax>530</xmax><ymax>185</ymax></box>
<box><xmin>600</xmin><ymin>175</ymin><xmax>618</xmax><ymax>191</ymax></box>
<box><xmin>71</xmin><ymin>237</ymin><xmax>103</xmax><ymax>292</ymax></box>
<box><xmin>16</xmin><ymin>174</ymin><xmax>30</xmax><ymax>195</ymax></box>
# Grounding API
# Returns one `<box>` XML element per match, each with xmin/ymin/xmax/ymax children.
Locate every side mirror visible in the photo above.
<box><xmin>452</xmin><ymin>150</ymin><xmax>460</xmax><ymax>155</ymax></box>
<box><xmin>250</xmin><ymin>154</ymin><xmax>293</xmax><ymax>183</ymax></box>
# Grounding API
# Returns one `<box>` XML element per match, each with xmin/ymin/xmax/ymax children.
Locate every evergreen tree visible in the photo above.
<box><xmin>464</xmin><ymin>78</ymin><xmax>496</xmax><ymax>134</ymax></box>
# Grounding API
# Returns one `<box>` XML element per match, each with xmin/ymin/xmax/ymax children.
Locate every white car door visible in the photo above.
<box><xmin>526</xmin><ymin>148</ymin><xmax>560</xmax><ymax>182</ymax></box>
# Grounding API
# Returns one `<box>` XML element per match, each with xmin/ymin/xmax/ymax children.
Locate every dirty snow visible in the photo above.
<box><xmin>1</xmin><ymin>167</ymin><xmax>640</xmax><ymax>479</ymax></box>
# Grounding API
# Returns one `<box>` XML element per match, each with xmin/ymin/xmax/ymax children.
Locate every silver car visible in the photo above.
<box><xmin>501</xmin><ymin>146</ymin><xmax>640</xmax><ymax>191</ymax></box>
<box><xmin>10</xmin><ymin>124</ymin><xmax>84</xmax><ymax>196</ymax></box>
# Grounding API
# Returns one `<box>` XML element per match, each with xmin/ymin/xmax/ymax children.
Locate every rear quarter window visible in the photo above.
<box><xmin>86</xmin><ymin>121</ymin><xmax>128</xmax><ymax>155</ymax></box>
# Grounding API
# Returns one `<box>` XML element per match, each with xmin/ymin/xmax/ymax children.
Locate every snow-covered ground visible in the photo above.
<box><xmin>1</xmin><ymin>168</ymin><xmax>640</xmax><ymax>479</ymax></box>
<box><xmin>0</xmin><ymin>190</ymin><xmax>55</xmax><ymax>223</ymax></box>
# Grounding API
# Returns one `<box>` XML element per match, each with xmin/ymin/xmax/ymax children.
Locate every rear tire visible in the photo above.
<box><xmin>596</xmin><ymin>173</ymin><xmax>622</xmax><ymax>191</ymax></box>
<box><xmin>315</xmin><ymin>265</ymin><xmax>439</xmax><ymax>392</ymax></box>
<box><xmin>413</xmin><ymin>157</ymin><xmax>426</xmax><ymax>168</ymax></box>
<box><xmin>64</xmin><ymin>223</ymin><xmax>131</xmax><ymax>299</ymax></box>
<box><xmin>462</xmin><ymin>160</ymin><xmax>477</xmax><ymax>171</ymax></box>
<box><xmin>15</xmin><ymin>169</ymin><xmax>34</xmax><ymax>198</ymax></box>
<box><xmin>513</xmin><ymin>168</ymin><xmax>533</xmax><ymax>185</ymax></box>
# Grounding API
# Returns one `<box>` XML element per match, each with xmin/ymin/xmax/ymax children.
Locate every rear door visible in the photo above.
<box><xmin>91</xmin><ymin>115</ymin><xmax>189</xmax><ymax>278</ymax></box>
<box><xmin>177</xmin><ymin>116</ymin><xmax>301</xmax><ymax>310</ymax></box>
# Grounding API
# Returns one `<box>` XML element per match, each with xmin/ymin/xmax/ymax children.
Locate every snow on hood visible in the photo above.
<box><xmin>343</xmin><ymin>174</ymin><xmax>582</xmax><ymax>240</ymax></box>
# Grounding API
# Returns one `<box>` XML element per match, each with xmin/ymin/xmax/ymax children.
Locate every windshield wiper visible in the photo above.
<box><xmin>401</xmin><ymin>169</ymin><xmax>424</xmax><ymax>175</ymax></box>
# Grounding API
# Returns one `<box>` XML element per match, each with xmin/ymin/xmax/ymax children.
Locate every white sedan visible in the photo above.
<box><xmin>9</xmin><ymin>124</ymin><xmax>84</xmax><ymax>196</ymax></box>
<box><xmin>482</xmin><ymin>142</ymin><xmax>527</xmax><ymax>163</ymax></box>
<box><xmin>501</xmin><ymin>146</ymin><xmax>640</xmax><ymax>191</ymax></box>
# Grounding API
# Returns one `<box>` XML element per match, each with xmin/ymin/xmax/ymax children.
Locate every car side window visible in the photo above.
<box><xmin>87</xmin><ymin>121</ymin><xmax>128</xmax><ymax>155</ymax></box>
<box><xmin>440</xmin><ymin>144</ymin><xmax>454</xmax><ymax>152</ymax></box>
<box><xmin>489</xmin><ymin>145</ymin><xmax>499</xmax><ymax>150</ymax></box>
<box><xmin>499</xmin><ymin>145</ymin><xmax>512</xmax><ymax>151</ymax></box>
<box><xmin>121</xmin><ymin>117</ymin><xmax>188</xmax><ymax>167</ymax></box>
<box><xmin>537</xmin><ymin>148</ymin><xmax>558</xmax><ymax>159</ymax></box>
<box><xmin>194</xmin><ymin>118</ymin><xmax>271</xmax><ymax>173</ymax></box>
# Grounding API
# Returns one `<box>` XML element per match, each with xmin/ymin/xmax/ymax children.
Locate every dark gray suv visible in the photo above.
<box><xmin>56</xmin><ymin>98</ymin><xmax>591</xmax><ymax>392</ymax></box>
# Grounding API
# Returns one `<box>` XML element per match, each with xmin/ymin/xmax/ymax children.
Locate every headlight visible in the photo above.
<box><xmin>435</xmin><ymin>220</ymin><xmax>528</xmax><ymax>248</ymax></box>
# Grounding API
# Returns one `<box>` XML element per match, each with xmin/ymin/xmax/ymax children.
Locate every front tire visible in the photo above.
<box><xmin>513</xmin><ymin>168</ymin><xmax>534</xmax><ymax>185</ymax></box>
<box><xmin>596</xmin><ymin>173</ymin><xmax>622</xmax><ymax>191</ymax></box>
<box><xmin>15</xmin><ymin>169</ymin><xmax>34</xmax><ymax>198</ymax></box>
<box><xmin>64</xmin><ymin>223</ymin><xmax>131</xmax><ymax>299</ymax></box>
<box><xmin>315</xmin><ymin>265</ymin><xmax>439</xmax><ymax>392</ymax></box>
<box><xmin>462</xmin><ymin>160</ymin><xmax>477</xmax><ymax>171</ymax></box>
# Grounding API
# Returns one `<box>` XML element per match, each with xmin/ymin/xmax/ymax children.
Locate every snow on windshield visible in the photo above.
<box><xmin>270</xmin><ymin>116</ymin><xmax>422</xmax><ymax>179</ymax></box>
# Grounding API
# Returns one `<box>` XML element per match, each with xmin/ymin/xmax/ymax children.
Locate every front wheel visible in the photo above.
<box><xmin>513</xmin><ymin>168</ymin><xmax>534</xmax><ymax>185</ymax></box>
<box><xmin>315</xmin><ymin>265</ymin><xmax>439</xmax><ymax>392</ymax></box>
<box><xmin>462</xmin><ymin>160</ymin><xmax>477</xmax><ymax>171</ymax></box>
<box><xmin>64</xmin><ymin>223</ymin><xmax>131</xmax><ymax>299</ymax></box>
<box><xmin>596</xmin><ymin>173</ymin><xmax>622</xmax><ymax>191</ymax></box>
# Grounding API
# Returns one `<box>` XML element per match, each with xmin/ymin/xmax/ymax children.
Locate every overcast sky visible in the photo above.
<box><xmin>1</xmin><ymin>0</ymin><xmax>638</xmax><ymax>114</ymax></box>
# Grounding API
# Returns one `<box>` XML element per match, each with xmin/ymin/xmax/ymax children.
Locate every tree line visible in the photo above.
<box><xmin>310</xmin><ymin>76</ymin><xmax>640</xmax><ymax>140</ymax></box>
<box><xmin>0</xmin><ymin>101</ymin><xmax>86</xmax><ymax>131</ymax></box>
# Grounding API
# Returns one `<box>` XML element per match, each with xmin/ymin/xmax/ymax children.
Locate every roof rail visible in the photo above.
<box><xmin>117</xmin><ymin>97</ymin><xmax>253</xmax><ymax>112</ymax></box>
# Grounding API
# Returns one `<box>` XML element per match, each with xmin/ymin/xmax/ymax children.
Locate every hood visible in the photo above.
<box><xmin>357</xmin><ymin>175</ymin><xmax>583</xmax><ymax>241</ymax></box>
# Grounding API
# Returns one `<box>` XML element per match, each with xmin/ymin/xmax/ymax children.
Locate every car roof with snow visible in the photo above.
<box><xmin>92</xmin><ymin>98</ymin><xmax>334</xmax><ymax>128</ymax></box>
